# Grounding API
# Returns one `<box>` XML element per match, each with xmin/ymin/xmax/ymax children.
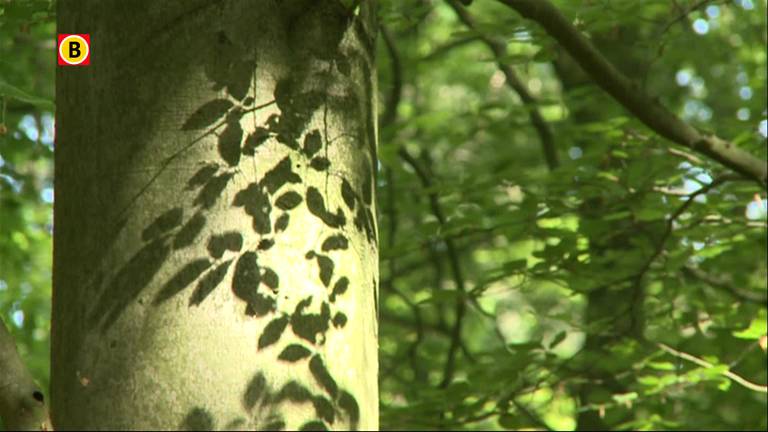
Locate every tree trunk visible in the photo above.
<box><xmin>553</xmin><ymin>31</ymin><xmax>654</xmax><ymax>431</ymax></box>
<box><xmin>53</xmin><ymin>1</ymin><xmax>378</xmax><ymax>430</ymax></box>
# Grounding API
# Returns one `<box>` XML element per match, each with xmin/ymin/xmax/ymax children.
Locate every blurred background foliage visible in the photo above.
<box><xmin>1</xmin><ymin>0</ymin><xmax>766</xmax><ymax>430</ymax></box>
<box><xmin>0</xmin><ymin>0</ymin><xmax>55</xmax><ymax>395</ymax></box>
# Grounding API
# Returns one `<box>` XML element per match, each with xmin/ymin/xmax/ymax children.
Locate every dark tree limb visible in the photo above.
<box><xmin>497</xmin><ymin>0</ymin><xmax>768</xmax><ymax>188</ymax></box>
<box><xmin>0</xmin><ymin>319</ymin><xmax>51</xmax><ymax>431</ymax></box>
<box><xmin>682</xmin><ymin>265</ymin><xmax>768</xmax><ymax>304</ymax></box>
<box><xmin>446</xmin><ymin>0</ymin><xmax>559</xmax><ymax>170</ymax></box>
<box><xmin>622</xmin><ymin>176</ymin><xmax>731</xmax><ymax>332</ymax></box>
<box><xmin>380</xmin><ymin>22</ymin><xmax>471</xmax><ymax>389</ymax></box>
<box><xmin>398</xmin><ymin>147</ymin><xmax>469</xmax><ymax>389</ymax></box>
<box><xmin>380</xmin><ymin>25</ymin><xmax>403</xmax><ymax>131</ymax></box>
<box><xmin>379</xmin><ymin>24</ymin><xmax>429</xmax><ymax>382</ymax></box>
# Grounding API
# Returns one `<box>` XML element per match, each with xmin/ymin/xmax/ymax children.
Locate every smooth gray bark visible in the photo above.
<box><xmin>0</xmin><ymin>319</ymin><xmax>50</xmax><ymax>430</ymax></box>
<box><xmin>53</xmin><ymin>1</ymin><xmax>378</xmax><ymax>429</ymax></box>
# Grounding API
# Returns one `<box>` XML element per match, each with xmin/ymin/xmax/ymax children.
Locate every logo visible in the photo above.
<box><xmin>58</xmin><ymin>34</ymin><xmax>90</xmax><ymax>66</ymax></box>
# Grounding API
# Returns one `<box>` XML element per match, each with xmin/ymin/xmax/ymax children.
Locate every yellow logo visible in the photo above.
<box><xmin>58</xmin><ymin>34</ymin><xmax>90</xmax><ymax>66</ymax></box>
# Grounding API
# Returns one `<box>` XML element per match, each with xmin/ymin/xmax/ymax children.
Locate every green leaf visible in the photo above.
<box><xmin>733</xmin><ymin>310</ymin><xmax>767</xmax><ymax>340</ymax></box>
<box><xmin>502</xmin><ymin>259</ymin><xmax>528</xmax><ymax>273</ymax></box>
<box><xmin>0</xmin><ymin>79</ymin><xmax>54</xmax><ymax>110</ymax></box>
<box><xmin>612</xmin><ymin>392</ymin><xmax>638</xmax><ymax>404</ymax></box>
<box><xmin>548</xmin><ymin>330</ymin><xmax>567</xmax><ymax>349</ymax></box>
<box><xmin>647</xmin><ymin>361</ymin><xmax>676</xmax><ymax>371</ymax></box>
<box><xmin>637</xmin><ymin>375</ymin><xmax>660</xmax><ymax>387</ymax></box>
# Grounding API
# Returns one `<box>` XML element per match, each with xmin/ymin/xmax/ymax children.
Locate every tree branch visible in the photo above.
<box><xmin>682</xmin><ymin>265</ymin><xmax>768</xmax><ymax>304</ymax></box>
<box><xmin>512</xmin><ymin>398</ymin><xmax>554</xmax><ymax>431</ymax></box>
<box><xmin>398</xmin><ymin>147</ymin><xmax>469</xmax><ymax>389</ymax></box>
<box><xmin>420</xmin><ymin>35</ymin><xmax>481</xmax><ymax>62</ymax></box>
<box><xmin>380</xmin><ymin>25</ymin><xmax>403</xmax><ymax>130</ymax></box>
<box><xmin>446</xmin><ymin>0</ymin><xmax>559</xmax><ymax>170</ymax></box>
<box><xmin>0</xmin><ymin>318</ymin><xmax>51</xmax><ymax>430</ymax></box>
<box><xmin>380</xmin><ymin>21</ymin><xmax>471</xmax><ymax>389</ymax></box>
<box><xmin>497</xmin><ymin>0</ymin><xmax>768</xmax><ymax>188</ymax></box>
<box><xmin>632</xmin><ymin>176</ymin><xmax>729</xmax><ymax>290</ymax></box>
<box><xmin>657</xmin><ymin>342</ymin><xmax>768</xmax><ymax>393</ymax></box>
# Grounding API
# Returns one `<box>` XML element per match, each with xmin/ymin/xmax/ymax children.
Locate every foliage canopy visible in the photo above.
<box><xmin>1</xmin><ymin>0</ymin><xmax>766</xmax><ymax>430</ymax></box>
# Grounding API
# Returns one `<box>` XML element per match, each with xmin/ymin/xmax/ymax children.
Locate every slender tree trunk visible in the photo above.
<box><xmin>553</xmin><ymin>32</ymin><xmax>654</xmax><ymax>431</ymax></box>
<box><xmin>53</xmin><ymin>1</ymin><xmax>378</xmax><ymax>429</ymax></box>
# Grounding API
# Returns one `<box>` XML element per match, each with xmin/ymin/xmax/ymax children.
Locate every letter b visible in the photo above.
<box><xmin>69</xmin><ymin>41</ymin><xmax>81</xmax><ymax>58</ymax></box>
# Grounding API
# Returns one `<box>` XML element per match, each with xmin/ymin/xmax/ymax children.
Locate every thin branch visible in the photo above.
<box><xmin>380</xmin><ymin>25</ymin><xmax>403</xmax><ymax>130</ymax></box>
<box><xmin>666</xmin><ymin>147</ymin><xmax>704</xmax><ymax>166</ymax></box>
<box><xmin>682</xmin><ymin>265</ymin><xmax>768</xmax><ymax>304</ymax></box>
<box><xmin>660</xmin><ymin>0</ymin><xmax>720</xmax><ymax>36</ymax></box>
<box><xmin>497</xmin><ymin>0</ymin><xmax>768</xmax><ymax>188</ymax></box>
<box><xmin>618</xmin><ymin>177</ymin><xmax>731</xmax><ymax>335</ymax></box>
<box><xmin>420</xmin><ymin>35</ymin><xmax>482</xmax><ymax>62</ymax></box>
<box><xmin>512</xmin><ymin>398</ymin><xmax>554</xmax><ymax>431</ymax></box>
<box><xmin>446</xmin><ymin>0</ymin><xmax>559</xmax><ymax>170</ymax></box>
<box><xmin>638</xmin><ymin>176</ymin><xmax>731</xmax><ymax>283</ymax></box>
<box><xmin>399</xmin><ymin>147</ymin><xmax>470</xmax><ymax>388</ymax></box>
<box><xmin>380</xmin><ymin>21</ymin><xmax>472</xmax><ymax>389</ymax></box>
<box><xmin>657</xmin><ymin>342</ymin><xmax>768</xmax><ymax>393</ymax></box>
<box><xmin>379</xmin><ymin>24</ymin><xmax>426</xmax><ymax>381</ymax></box>
<box><xmin>382</xmin><ymin>310</ymin><xmax>449</xmax><ymax>336</ymax></box>
<box><xmin>0</xmin><ymin>318</ymin><xmax>51</xmax><ymax>430</ymax></box>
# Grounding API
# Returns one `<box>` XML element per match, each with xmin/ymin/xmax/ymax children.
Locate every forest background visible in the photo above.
<box><xmin>1</xmin><ymin>0</ymin><xmax>766</xmax><ymax>430</ymax></box>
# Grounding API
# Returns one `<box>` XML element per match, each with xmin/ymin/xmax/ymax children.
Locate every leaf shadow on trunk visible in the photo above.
<box><xmin>181</xmin><ymin>369</ymin><xmax>360</xmax><ymax>431</ymax></box>
<box><xmin>86</xmin><ymin>5</ymin><xmax>372</xmax><ymax>429</ymax></box>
